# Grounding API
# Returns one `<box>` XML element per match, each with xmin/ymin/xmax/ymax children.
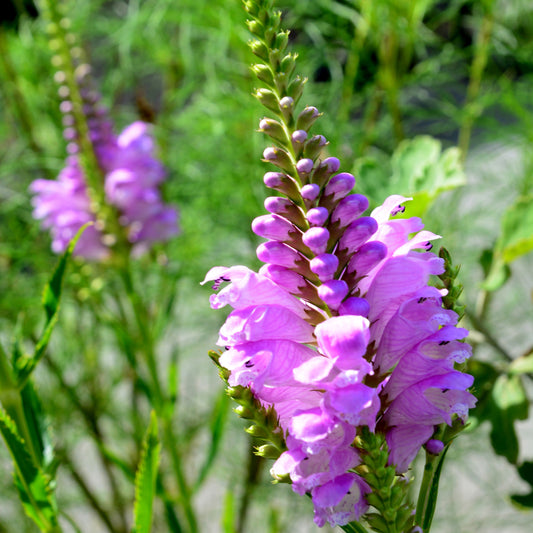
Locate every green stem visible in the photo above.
<box><xmin>457</xmin><ymin>7</ymin><xmax>494</xmax><ymax>162</ymax></box>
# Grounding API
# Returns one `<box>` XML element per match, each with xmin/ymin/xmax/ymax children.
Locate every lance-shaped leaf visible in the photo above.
<box><xmin>132</xmin><ymin>411</ymin><xmax>161</xmax><ymax>533</ymax></box>
<box><xmin>0</xmin><ymin>406</ymin><xmax>58</xmax><ymax>531</ymax></box>
<box><xmin>16</xmin><ymin>224</ymin><xmax>89</xmax><ymax>388</ymax></box>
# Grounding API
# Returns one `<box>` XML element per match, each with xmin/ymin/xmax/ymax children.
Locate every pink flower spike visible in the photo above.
<box><xmin>318</xmin><ymin>280</ymin><xmax>349</xmax><ymax>310</ymax></box>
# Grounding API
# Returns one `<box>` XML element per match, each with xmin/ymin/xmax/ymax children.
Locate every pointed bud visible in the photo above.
<box><xmin>256</xmin><ymin>444</ymin><xmax>282</xmax><ymax>460</ymax></box>
<box><xmin>263</xmin><ymin>146</ymin><xmax>294</xmax><ymax>173</ymax></box>
<box><xmin>259</xmin><ymin>118</ymin><xmax>289</xmax><ymax>144</ymax></box>
<box><xmin>252</xmin><ymin>63</ymin><xmax>275</xmax><ymax>86</ymax></box>
<box><xmin>274</xmin><ymin>29</ymin><xmax>290</xmax><ymax>51</ymax></box>
<box><xmin>246</xmin><ymin>19</ymin><xmax>263</xmax><ymax>37</ymax></box>
<box><xmin>279</xmin><ymin>96</ymin><xmax>294</xmax><ymax>122</ymax></box>
<box><xmin>249</xmin><ymin>39</ymin><xmax>269</xmax><ymax>62</ymax></box>
<box><xmin>254</xmin><ymin>88</ymin><xmax>281</xmax><ymax>114</ymax></box>
<box><xmin>287</xmin><ymin>75</ymin><xmax>306</xmax><ymax>103</ymax></box>
<box><xmin>318</xmin><ymin>279</ymin><xmax>349</xmax><ymax>310</ymax></box>
<box><xmin>280</xmin><ymin>53</ymin><xmax>297</xmax><ymax>76</ymax></box>
<box><xmin>234</xmin><ymin>405</ymin><xmax>255</xmax><ymax>419</ymax></box>
<box><xmin>304</xmin><ymin>134</ymin><xmax>328</xmax><ymax>160</ymax></box>
<box><xmin>296</xmin><ymin>106</ymin><xmax>320</xmax><ymax>131</ymax></box>
<box><xmin>310</xmin><ymin>253</ymin><xmax>338</xmax><ymax>281</ymax></box>
<box><xmin>246</xmin><ymin>424</ymin><xmax>269</xmax><ymax>438</ymax></box>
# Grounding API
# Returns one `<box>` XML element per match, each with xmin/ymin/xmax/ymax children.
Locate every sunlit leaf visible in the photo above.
<box><xmin>497</xmin><ymin>195</ymin><xmax>533</xmax><ymax>263</ymax></box>
<box><xmin>0</xmin><ymin>407</ymin><xmax>57</xmax><ymax>531</ymax></box>
<box><xmin>509</xmin><ymin>351</ymin><xmax>533</xmax><ymax>375</ymax></box>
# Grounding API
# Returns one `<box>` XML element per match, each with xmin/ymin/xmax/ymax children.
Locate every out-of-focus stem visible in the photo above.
<box><xmin>236</xmin><ymin>439</ymin><xmax>264</xmax><ymax>533</ymax></box>
<box><xmin>458</xmin><ymin>8</ymin><xmax>494</xmax><ymax>162</ymax></box>
<box><xmin>43</xmin><ymin>353</ymin><xmax>130</xmax><ymax>533</ymax></box>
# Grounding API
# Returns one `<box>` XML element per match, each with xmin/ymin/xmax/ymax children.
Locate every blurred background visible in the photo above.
<box><xmin>1</xmin><ymin>0</ymin><xmax>533</xmax><ymax>532</ymax></box>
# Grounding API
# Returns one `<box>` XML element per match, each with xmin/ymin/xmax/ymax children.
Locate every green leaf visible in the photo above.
<box><xmin>489</xmin><ymin>374</ymin><xmax>528</xmax><ymax>464</ymax></box>
<box><xmin>497</xmin><ymin>195</ymin><xmax>533</xmax><ymax>263</ymax></box>
<box><xmin>193</xmin><ymin>389</ymin><xmax>229</xmax><ymax>491</ymax></box>
<box><xmin>510</xmin><ymin>461</ymin><xmax>533</xmax><ymax>509</ymax></box>
<box><xmin>0</xmin><ymin>407</ymin><xmax>57</xmax><ymax>531</ymax></box>
<box><xmin>340</xmin><ymin>521</ymin><xmax>370</xmax><ymax>533</ymax></box>
<box><xmin>16</xmin><ymin>224</ymin><xmax>89</xmax><ymax>387</ymax></box>
<box><xmin>132</xmin><ymin>411</ymin><xmax>161</xmax><ymax>533</ymax></box>
<box><xmin>509</xmin><ymin>352</ymin><xmax>533</xmax><ymax>375</ymax></box>
<box><xmin>221</xmin><ymin>489</ymin><xmax>235</xmax><ymax>533</ymax></box>
<box><xmin>354</xmin><ymin>136</ymin><xmax>465</xmax><ymax>217</ymax></box>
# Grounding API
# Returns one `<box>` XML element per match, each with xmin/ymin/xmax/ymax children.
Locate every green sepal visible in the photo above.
<box><xmin>132</xmin><ymin>411</ymin><xmax>161</xmax><ymax>533</ymax></box>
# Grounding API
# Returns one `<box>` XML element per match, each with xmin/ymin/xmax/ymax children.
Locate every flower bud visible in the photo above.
<box><xmin>296</xmin><ymin>158</ymin><xmax>313</xmax><ymax>178</ymax></box>
<box><xmin>331</xmin><ymin>194</ymin><xmax>369</xmax><ymax>226</ymax></box>
<box><xmin>310</xmin><ymin>253</ymin><xmax>338</xmax><ymax>281</ymax></box>
<box><xmin>302</xmin><ymin>227</ymin><xmax>330</xmax><ymax>255</ymax></box>
<box><xmin>296</xmin><ymin>106</ymin><xmax>320</xmax><ymax>131</ymax></box>
<box><xmin>252</xmin><ymin>63</ymin><xmax>275</xmax><ymax>86</ymax></box>
<box><xmin>279</xmin><ymin>96</ymin><xmax>294</xmax><ymax>122</ymax></box>
<box><xmin>264</xmin><ymin>197</ymin><xmax>307</xmax><ymax>227</ymax></box>
<box><xmin>249</xmin><ymin>39</ymin><xmax>269</xmax><ymax>61</ymax></box>
<box><xmin>287</xmin><ymin>75</ymin><xmax>306</xmax><ymax>103</ymax></box>
<box><xmin>347</xmin><ymin>241</ymin><xmax>387</xmax><ymax>275</ymax></box>
<box><xmin>280</xmin><ymin>53</ymin><xmax>297</xmax><ymax>77</ymax></box>
<box><xmin>300</xmin><ymin>183</ymin><xmax>320</xmax><ymax>202</ymax></box>
<box><xmin>254</xmin><ymin>88</ymin><xmax>280</xmax><ymax>114</ymax></box>
<box><xmin>263</xmin><ymin>146</ymin><xmax>294</xmax><ymax>173</ymax></box>
<box><xmin>259</xmin><ymin>264</ymin><xmax>306</xmax><ymax>292</ymax></box>
<box><xmin>257</xmin><ymin>241</ymin><xmax>302</xmax><ymax>269</ymax></box>
<box><xmin>263</xmin><ymin>172</ymin><xmax>300</xmax><ymax>199</ymax></box>
<box><xmin>256</xmin><ymin>444</ymin><xmax>282</xmax><ymax>460</ymax></box>
<box><xmin>323</xmin><ymin>173</ymin><xmax>356</xmax><ymax>201</ymax></box>
<box><xmin>338</xmin><ymin>217</ymin><xmax>378</xmax><ymax>254</ymax></box>
<box><xmin>318</xmin><ymin>280</ymin><xmax>349</xmax><ymax>310</ymax></box>
<box><xmin>259</xmin><ymin>118</ymin><xmax>289</xmax><ymax>144</ymax></box>
<box><xmin>304</xmin><ymin>134</ymin><xmax>327</xmax><ymax>160</ymax></box>
<box><xmin>252</xmin><ymin>214</ymin><xmax>297</xmax><ymax>241</ymax></box>
<box><xmin>311</xmin><ymin>157</ymin><xmax>341</xmax><ymax>187</ymax></box>
<box><xmin>246</xmin><ymin>19</ymin><xmax>263</xmax><ymax>37</ymax></box>
<box><xmin>274</xmin><ymin>30</ymin><xmax>289</xmax><ymax>51</ymax></box>
<box><xmin>338</xmin><ymin>297</ymin><xmax>370</xmax><ymax>317</ymax></box>
<box><xmin>426</xmin><ymin>439</ymin><xmax>445</xmax><ymax>455</ymax></box>
<box><xmin>307</xmin><ymin>207</ymin><xmax>329</xmax><ymax>226</ymax></box>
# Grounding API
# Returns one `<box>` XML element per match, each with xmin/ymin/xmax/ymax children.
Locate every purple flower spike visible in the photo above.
<box><xmin>307</xmin><ymin>207</ymin><xmax>329</xmax><ymax>226</ymax></box>
<box><xmin>310</xmin><ymin>253</ymin><xmax>339</xmax><ymax>281</ymax></box>
<box><xmin>317</xmin><ymin>280</ymin><xmax>349</xmax><ymax>310</ymax></box>
<box><xmin>302</xmin><ymin>227</ymin><xmax>330</xmax><ymax>255</ymax></box>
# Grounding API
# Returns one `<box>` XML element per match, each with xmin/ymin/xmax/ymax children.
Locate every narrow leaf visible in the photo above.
<box><xmin>133</xmin><ymin>411</ymin><xmax>161</xmax><ymax>533</ymax></box>
<box><xmin>0</xmin><ymin>407</ymin><xmax>57</xmax><ymax>531</ymax></box>
<box><xmin>221</xmin><ymin>489</ymin><xmax>235</xmax><ymax>533</ymax></box>
<box><xmin>17</xmin><ymin>224</ymin><xmax>90</xmax><ymax>387</ymax></box>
